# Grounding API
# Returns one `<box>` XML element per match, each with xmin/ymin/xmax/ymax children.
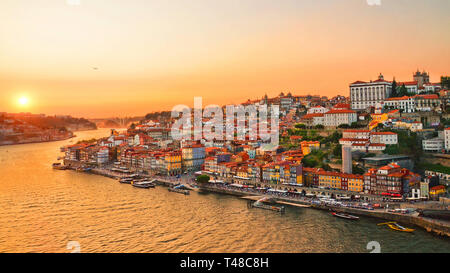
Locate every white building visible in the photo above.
<box><xmin>307</xmin><ymin>105</ymin><xmax>329</xmax><ymax>114</ymax></box>
<box><xmin>423</xmin><ymin>83</ymin><xmax>441</xmax><ymax>93</ymax></box>
<box><xmin>397</xmin><ymin>81</ymin><xmax>419</xmax><ymax>94</ymax></box>
<box><xmin>383</xmin><ymin>96</ymin><xmax>416</xmax><ymax>113</ymax></box>
<box><xmin>323</xmin><ymin>109</ymin><xmax>357</xmax><ymax>127</ymax></box>
<box><xmin>300</xmin><ymin>113</ymin><xmax>325</xmax><ymax>126</ymax></box>
<box><xmin>97</xmin><ymin>147</ymin><xmax>110</xmax><ymax>165</ymax></box>
<box><xmin>350</xmin><ymin>74</ymin><xmax>392</xmax><ymax>110</ymax></box>
<box><xmin>370</xmin><ymin>132</ymin><xmax>398</xmax><ymax>145</ymax></box>
<box><xmin>445</xmin><ymin>128</ymin><xmax>450</xmax><ymax>152</ymax></box>
<box><xmin>422</xmin><ymin>138</ymin><xmax>444</xmax><ymax>152</ymax></box>
<box><xmin>342</xmin><ymin>129</ymin><xmax>371</xmax><ymax>139</ymax></box>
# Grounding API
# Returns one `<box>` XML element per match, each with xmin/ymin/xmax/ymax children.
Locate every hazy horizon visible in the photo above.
<box><xmin>1</xmin><ymin>0</ymin><xmax>449</xmax><ymax>118</ymax></box>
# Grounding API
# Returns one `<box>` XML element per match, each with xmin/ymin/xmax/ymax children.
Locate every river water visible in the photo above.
<box><xmin>0</xmin><ymin>129</ymin><xmax>448</xmax><ymax>253</ymax></box>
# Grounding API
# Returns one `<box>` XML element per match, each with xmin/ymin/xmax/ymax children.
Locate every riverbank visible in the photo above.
<box><xmin>57</xmin><ymin>162</ymin><xmax>450</xmax><ymax>238</ymax></box>
<box><xmin>198</xmin><ymin>184</ymin><xmax>450</xmax><ymax>238</ymax></box>
<box><xmin>0</xmin><ymin>134</ymin><xmax>75</xmax><ymax>147</ymax></box>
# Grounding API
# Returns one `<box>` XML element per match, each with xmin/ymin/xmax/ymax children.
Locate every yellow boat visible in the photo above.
<box><xmin>378</xmin><ymin>222</ymin><xmax>415</xmax><ymax>233</ymax></box>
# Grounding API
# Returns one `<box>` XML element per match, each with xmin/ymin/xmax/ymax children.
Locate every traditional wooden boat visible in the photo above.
<box><xmin>332</xmin><ymin>212</ymin><xmax>359</xmax><ymax>220</ymax></box>
<box><xmin>378</xmin><ymin>222</ymin><xmax>415</xmax><ymax>233</ymax></box>
<box><xmin>52</xmin><ymin>163</ymin><xmax>68</xmax><ymax>170</ymax></box>
<box><xmin>168</xmin><ymin>187</ymin><xmax>190</xmax><ymax>195</ymax></box>
<box><xmin>119</xmin><ymin>178</ymin><xmax>133</xmax><ymax>184</ymax></box>
<box><xmin>131</xmin><ymin>181</ymin><xmax>155</xmax><ymax>189</ymax></box>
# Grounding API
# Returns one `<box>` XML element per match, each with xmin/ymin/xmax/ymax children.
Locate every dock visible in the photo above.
<box><xmin>241</xmin><ymin>196</ymin><xmax>311</xmax><ymax>208</ymax></box>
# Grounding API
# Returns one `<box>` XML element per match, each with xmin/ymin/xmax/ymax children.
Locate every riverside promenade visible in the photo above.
<box><xmin>59</xmin><ymin>162</ymin><xmax>450</xmax><ymax>237</ymax></box>
<box><xmin>198</xmin><ymin>183</ymin><xmax>450</xmax><ymax>238</ymax></box>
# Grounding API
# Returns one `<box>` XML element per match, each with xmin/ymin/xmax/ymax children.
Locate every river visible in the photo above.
<box><xmin>0</xmin><ymin>129</ymin><xmax>448</xmax><ymax>253</ymax></box>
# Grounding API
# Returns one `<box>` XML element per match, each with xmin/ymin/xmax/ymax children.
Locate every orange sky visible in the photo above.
<box><xmin>0</xmin><ymin>0</ymin><xmax>449</xmax><ymax>118</ymax></box>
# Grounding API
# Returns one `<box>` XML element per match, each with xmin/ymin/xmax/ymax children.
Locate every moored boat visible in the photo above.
<box><xmin>119</xmin><ymin>178</ymin><xmax>133</xmax><ymax>184</ymax></box>
<box><xmin>332</xmin><ymin>212</ymin><xmax>359</xmax><ymax>220</ymax></box>
<box><xmin>377</xmin><ymin>222</ymin><xmax>415</xmax><ymax>233</ymax></box>
<box><xmin>250</xmin><ymin>201</ymin><xmax>285</xmax><ymax>213</ymax></box>
<box><xmin>52</xmin><ymin>163</ymin><xmax>68</xmax><ymax>170</ymax></box>
<box><xmin>131</xmin><ymin>180</ymin><xmax>155</xmax><ymax>188</ymax></box>
<box><xmin>168</xmin><ymin>187</ymin><xmax>190</xmax><ymax>195</ymax></box>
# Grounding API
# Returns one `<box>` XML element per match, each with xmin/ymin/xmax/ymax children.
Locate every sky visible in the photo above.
<box><xmin>0</xmin><ymin>0</ymin><xmax>449</xmax><ymax>118</ymax></box>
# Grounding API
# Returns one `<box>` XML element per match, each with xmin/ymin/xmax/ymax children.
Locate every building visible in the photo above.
<box><xmin>323</xmin><ymin>109</ymin><xmax>357</xmax><ymax>127</ymax></box>
<box><xmin>396</xmin><ymin>81</ymin><xmax>419</xmax><ymax>94</ymax></box>
<box><xmin>307</xmin><ymin>105</ymin><xmax>329</xmax><ymax>114</ymax></box>
<box><xmin>300</xmin><ymin>113</ymin><xmax>324</xmax><ymax>126</ymax></box>
<box><xmin>339</xmin><ymin>130</ymin><xmax>397</xmax><ymax>152</ymax></box>
<box><xmin>341</xmin><ymin>173</ymin><xmax>364</xmax><ymax>192</ymax></box>
<box><xmin>445</xmin><ymin>128</ymin><xmax>450</xmax><ymax>152</ymax></box>
<box><xmin>350</xmin><ymin>74</ymin><xmax>392</xmax><ymax>110</ymax></box>
<box><xmin>342</xmin><ymin>129</ymin><xmax>371</xmax><ymax>139</ymax></box>
<box><xmin>182</xmin><ymin>144</ymin><xmax>206</xmax><ymax>172</ymax></box>
<box><xmin>422</xmin><ymin>138</ymin><xmax>444</xmax><ymax>152</ymax></box>
<box><xmin>300</xmin><ymin>141</ymin><xmax>320</xmax><ymax>156</ymax></box>
<box><xmin>384</xmin><ymin>96</ymin><xmax>416</xmax><ymax>113</ymax></box>
<box><xmin>97</xmin><ymin>147</ymin><xmax>110</xmax><ymax>165</ymax></box>
<box><xmin>363</xmin><ymin>163</ymin><xmax>420</xmax><ymax>199</ymax></box>
<box><xmin>414</xmin><ymin>94</ymin><xmax>442</xmax><ymax>112</ymax></box>
<box><xmin>370</xmin><ymin>132</ymin><xmax>398</xmax><ymax>145</ymax></box>
<box><xmin>413</xmin><ymin>70</ymin><xmax>430</xmax><ymax>88</ymax></box>
<box><xmin>342</xmin><ymin>146</ymin><xmax>352</xmax><ymax>174</ymax></box>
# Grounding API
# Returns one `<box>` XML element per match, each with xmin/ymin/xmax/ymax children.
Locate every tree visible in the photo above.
<box><xmin>332</xmin><ymin>144</ymin><xmax>342</xmax><ymax>158</ymax></box>
<box><xmin>441</xmin><ymin>76</ymin><xmax>450</xmax><ymax>89</ymax></box>
<box><xmin>353</xmin><ymin>165</ymin><xmax>365</xmax><ymax>175</ymax></box>
<box><xmin>391</xmin><ymin>80</ymin><xmax>398</xmax><ymax>97</ymax></box>
<box><xmin>314</xmin><ymin>124</ymin><xmax>325</xmax><ymax>130</ymax></box>
<box><xmin>384</xmin><ymin>144</ymin><xmax>400</xmax><ymax>155</ymax></box>
<box><xmin>398</xmin><ymin>84</ymin><xmax>408</xmax><ymax>97</ymax></box>
<box><xmin>295</xmin><ymin>123</ymin><xmax>306</xmax><ymax>129</ymax></box>
<box><xmin>196</xmin><ymin>175</ymin><xmax>210</xmax><ymax>183</ymax></box>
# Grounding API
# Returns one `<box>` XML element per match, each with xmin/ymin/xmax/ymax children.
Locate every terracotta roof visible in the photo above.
<box><xmin>343</xmin><ymin>129</ymin><xmax>370</xmax><ymax>133</ymax></box>
<box><xmin>325</xmin><ymin>109</ymin><xmax>356</xmax><ymax>114</ymax></box>
<box><xmin>385</xmin><ymin>96</ymin><xmax>412</xmax><ymax>101</ymax></box>
<box><xmin>371</xmin><ymin>132</ymin><xmax>397</xmax><ymax>135</ymax></box>
<box><xmin>414</xmin><ymin>94</ymin><xmax>439</xmax><ymax>99</ymax></box>
<box><xmin>302</xmin><ymin>113</ymin><xmax>324</xmax><ymax>119</ymax></box>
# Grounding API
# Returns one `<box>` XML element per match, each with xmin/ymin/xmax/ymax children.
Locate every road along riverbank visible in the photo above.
<box><xmin>198</xmin><ymin>184</ymin><xmax>450</xmax><ymax>238</ymax></box>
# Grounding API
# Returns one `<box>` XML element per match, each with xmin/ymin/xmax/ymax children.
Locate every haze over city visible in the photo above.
<box><xmin>1</xmin><ymin>0</ymin><xmax>449</xmax><ymax>118</ymax></box>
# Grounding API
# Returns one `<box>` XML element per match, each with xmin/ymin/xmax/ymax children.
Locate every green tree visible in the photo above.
<box><xmin>391</xmin><ymin>80</ymin><xmax>398</xmax><ymax>97</ymax></box>
<box><xmin>398</xmin><ymin>84</ymin><xmax>408</xmax><ymax>97</ymax></box>
<box><xmin>332</xmin><ymin>144</ymin><xmax>342</xmax><ymax>158</ymax></box>
<box><xmin>441</xmin><ymin>76</ymin><xmax>450</xmax><ymax>89</ymax></box>
<box><xmin>353</xmin><ymin>165</ymin><xmax>365</xmax><ymax>175</ymax></box>
<box><xmin>295</xmin><ymin>123</ymin><xmax>306</xmax><ymax>129</ymax></box>
<box><xmin>196</xmin><ymin>175</ymin><xmax>210</xmax><ymax>183</ymax></box>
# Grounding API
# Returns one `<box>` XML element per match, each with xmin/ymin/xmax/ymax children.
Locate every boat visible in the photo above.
<box><xmin>119</xmin><ymin>178</ymin><xmax>133</xmax><ymax>184</ymax></box>
<box><xmin>377</xmin><ymin>222</ymin><xmax>415</xmax><ymax>233</ymax></box>
<box><xmin>131</xmin><ymin>181</ymin><xmax>155</xmax><ymax>189</ymax></box>
<box><xmin>248</xmin><ymin>197</ymin><xmax>285</xmax><ymax>213</ymax></box>
<box><xmin>168</xmin><ymin>187</ymin><xmax>190</xmax><ymax>195</ymax></box>
<box><xmin>332</xmin><ymin>212</ymin><xmax>359</xmax><ymax>220</ymax></box>
<box><xmin>52</xmin><ymin>163</ymin><xmax>68</xmax><ymax>170</ymax></box>
<box><xmin>249</xmin><ymin>201</ymin><xmax>285</xmax><ymax>213</ymax></box>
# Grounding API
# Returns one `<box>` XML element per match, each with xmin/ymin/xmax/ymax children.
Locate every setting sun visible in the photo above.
<box><xmin>18</xmin><ymin>96</ymin><xmax>29</xmax><ymax>106</ymax></box>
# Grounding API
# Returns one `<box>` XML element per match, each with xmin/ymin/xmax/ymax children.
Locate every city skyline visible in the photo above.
<box><xmin>1</xmin><ymin>0</ymin><xmax>449</xmax><ymax>118</ymax></box>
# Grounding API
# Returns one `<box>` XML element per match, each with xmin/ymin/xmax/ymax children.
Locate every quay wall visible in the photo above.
<box><xmin>199</xmin><ymin>185</ymin><xmax>450</xmax><ymax>238</ymax></box>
